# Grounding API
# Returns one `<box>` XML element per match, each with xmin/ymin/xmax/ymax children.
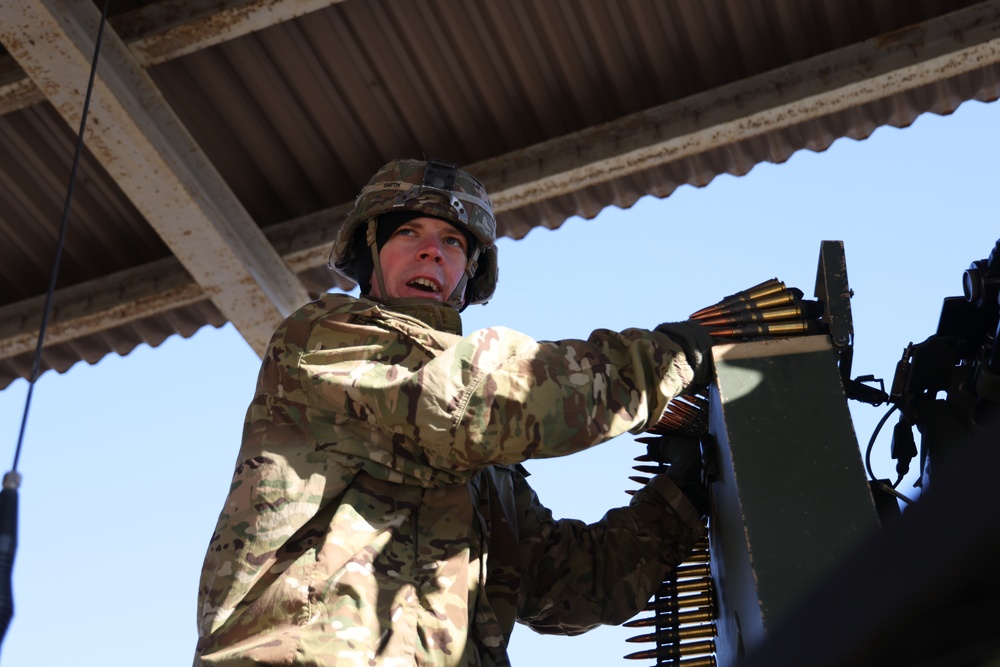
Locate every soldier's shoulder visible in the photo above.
<box><xmin>300</xmin><ymin>293</ymin><xmax>376</xmax><ymax>318</ymax></box>
<box><xmin>283</xmin><ymin>294</ymin><xmax>382</xmax><ymax>330</ymax></box>
<box><xmin>264</xmin><ymin>294</ymin><xmax>377</xmax><ymax>352</ymax></box>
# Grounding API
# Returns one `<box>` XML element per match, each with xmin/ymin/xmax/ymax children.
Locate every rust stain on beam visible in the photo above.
<box><xmin>469</xmin><ymin>0</ymin><xmax>1000</xmax><ymax>212</ymax></box>
<box><xmin>0</xmin><ymin>54</ymin><xmax>43</xmax><ymax>114</ymax></box>
<box><xmin>0</xmin><ymin>0</ymin><xmax>344</xmax><ymax>116</ymax></box>
<box><xmin>0</xmin><ymin>204</ymin><xmax>355</xmax><ymax>359</ymax></box>
<box><xmin>115</xmin><ymin>0</ymin><xmax>348</xmax><ymax>66</ymax></box>
<box><xmin>0</xmin><ymin>0</ymin><xmax>312</xmax><ymax>355</ymax></box>
<box><xmin>0</xmin><ymin>259</ymin><xmax>202</xmax><ymax>359</ymax></box>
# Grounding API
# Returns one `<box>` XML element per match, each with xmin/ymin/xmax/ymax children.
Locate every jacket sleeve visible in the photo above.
<box><xmin>297</xmin><ymin>318</ymin><xmax>697</xmax><ymax>471</ymax></box>
<box><xmin>513</xmin><ymin>468</ymin><xmax>706</xmax><ymax>633</ymax></box>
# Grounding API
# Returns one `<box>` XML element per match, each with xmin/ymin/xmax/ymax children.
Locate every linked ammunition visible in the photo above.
<box><xmin>662</xmin><ymin>409</ymin><xmax>706</xmax><ymax>430</ymax></box>
<box><xmin>627</xmin><ymin>393</ymin><xmax>718</xmax><ymax>665</ymax></box>
<box><xmin>657</xmin><ymin>412</ymin><xmax>690</xmax><ymax>428</ymax></box>
<box><xmin>707</xmin><ymin>319</ymin><xmax>827</xmax><ymax>339</ymax></box>
<box><xmin>651</xmin><ymin>408</ymin><xmax>707</xmax><ymax>433</ymax></box>
<box><xmin>646</xmin><ymin>590</ymin><xmax>713</xmax><ymax>611</ymax></box>
<box><xmin>646</xmin><ymin>576</ymin><xmax>713</xmax><ymax>597</ymax></box>
<box><xmin>696</xmin><ymin>299</ymin><xmax>825</xmax><ymax>327</ymax></box>
<box><xmin>649</xmin><ymin>421</ymin><xmax>703</xmax><ymax>438</ymax></box>
<box><xmin>648</xmin><ymin>421</ymin><xmax>702</xmax><ymax>438</ymax></box>
<box><xmin>669</xmin><ymin>398</ymin><xmax>706</xmax><ymax>415</ymax></box>
<box><xmin>654</xmin><ymin>580</ymin><xmax>712</xmax><ymax>599</ymax></box>
<box><xmin>680</xmin><ymin>656</ymin><xmax>718</xmax><ymax>667</ymax></box>
<box><xmin>623</xmin><ymin>613</ymin><xmax>718</xmax><ymax>634</ymax></box>
<box><xmin>623</xmin><ymin>640</ymin><xmax>717</xmax><ymax>661</ymax></box>
<box><xmin>677</xmin><ymin>657</ymin><xmax>717</xmax><ymax>667</ymax></box>
<box><xmin>651</xmin><ymin>409</ymin><xmax>705</xmax><ymax>431</ymax></box>
<box><xmin>623</xmin><ymin>638</ymin><xmax>717</xmax><ymax>658</ymax></box>
<box><xmin>635</xmin><ymin>606</ymin><xmax>714</xmax><ymax>625</ymax></box>
<box><xmin>669</xmin><ymin>562</ymin><xmax>711</xmax><ymax>579</ymax></box>
<box><xmin>625</xmin><ymin>627</ymin><xmax>716</xmax><ymax>646</ymax></box>
<box><xmin>690</xmin><ymin>288</ymin><xmax>805</xmax><ymax>321</ymax></box>
<box><xmin>648</xmin><ymin>396</ymin><xmax>708</xmax><ymax>434</ymax></box>
<box><xmin>625</xmin><ymin>656</ymin><xmax>717</xmax><ymax>667</ymax></box>
<box><xmin>643</xmin><ymin>588</ymin><xmax>713</xmax><ymax>614</ymax></box>
<box><xmin>687</xmin><ymin>394</ymin><xmax>709</xmax><ymax>409</ymax></box>
<box><xmin>688</xmin><ymin>278</ymin><xmax>785</xmax><ymax>319</ymax></box>
<box><xmin>673</xmin><ymin>550</ymin><xmax>710</xmax><ymax>565</ymax></box>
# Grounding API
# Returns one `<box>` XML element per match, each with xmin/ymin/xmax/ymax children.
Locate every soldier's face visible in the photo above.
<box><xmin>371</xmin><ymin>216</ymin><xmax>469</xmax><ymax>304</ymax></box>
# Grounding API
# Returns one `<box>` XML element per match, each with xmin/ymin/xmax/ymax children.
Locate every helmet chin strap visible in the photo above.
<box><xmin>445</xmin><ymin>243</ymin><xmax>481</xmax><ymax>310</ymax></box>
<box><xmin>366</xmin><ymin>219</ymin><xmax>389</xmax><ymax>301</ymax></box>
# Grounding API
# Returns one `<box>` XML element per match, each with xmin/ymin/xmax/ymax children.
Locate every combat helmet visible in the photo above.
<box><xmin>330</xmin><ymin>158</ymin><xmax>498</xmax><ymax>310</ymax></box>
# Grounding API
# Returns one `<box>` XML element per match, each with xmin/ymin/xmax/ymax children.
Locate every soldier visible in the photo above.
<box><xmin>194</xmin><ymin>158</ymin><xmax>714</xmax><ymax>666</ymax></box>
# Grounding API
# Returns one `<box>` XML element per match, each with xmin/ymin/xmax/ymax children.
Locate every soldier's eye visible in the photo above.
<box><xmin>445</xmin><ymin>236</ymin><xmax>468</xmax><ymax>253</ymax></box>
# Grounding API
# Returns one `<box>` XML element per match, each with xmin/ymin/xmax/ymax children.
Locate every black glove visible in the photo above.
<box><xmin>654</xmin><ymin>320</ymin><xmax>715</xmax><ymax>392</ymax></box>
<box><xmin>637</xmin><ymin>434</ymin><xmax>709</xmax><ymax>518</ymax></box>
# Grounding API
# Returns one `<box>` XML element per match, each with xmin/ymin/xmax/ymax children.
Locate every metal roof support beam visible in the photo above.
<box><xmin>471</xmin><ymin>0</ymin><xmax>1000</xmax><ymax>212</ymax></box>
<box><xmin>0</xmin><ymin>0</ymin><xmax>310</xmax><ymax>354</ymax></box>
<box><xmin>0</xmin><ymin>0</ymin><xmax>345</xmax><ymax>115</ymax></box>
<box><xmin>1</xmin><ymin>1</ymin><xmax>1000</xmax><ymax>362</ymax></box>
<box><xmin>117</xmin><ymin>0</ymin><xmax>348</xmax><ymax>66</ymax></box>
<box><xmin>0</xmin><ymin>259</ymin><xmax>206</xmax><ymax>362</ymax></box>
<box><xmin>0</xmin><ymin>204</ymin><xmax>354</xmax><ymax>360</ymax></box>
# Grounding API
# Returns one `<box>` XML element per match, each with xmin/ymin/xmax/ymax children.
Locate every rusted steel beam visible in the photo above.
<box><xmin>468</xmin><ymin>0</ymin><xmax>1000</xmax><ymax>213</ymax></box>
<box><xmin>0</xmin><ymin>205</ymin><xmax>355</xmax><ymax>361</ymax></box>
<box><xmin>2</xmin><ymin>0</ymin><xmax>1000</xmax><ymax>370</ymax></box>
<box><xmin>116</xmin><ymin>0</ymin><xmax>347</xmax><ymax>66</ymax></box>
<box><xmin>0</xmin><ymin>0</ymin><xmax>310</xmax><ymax>355</ymax></box>
<box><xmin>0</xmin><ymin>0</ymin><xmax>344</xmax><ymax>115</ymax></box>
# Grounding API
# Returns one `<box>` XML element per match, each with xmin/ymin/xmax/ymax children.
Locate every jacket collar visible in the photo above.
<box><xmin>366</xmin><ymin>296</ymin><xmax>463</xmax><ymax>335</ymax></box>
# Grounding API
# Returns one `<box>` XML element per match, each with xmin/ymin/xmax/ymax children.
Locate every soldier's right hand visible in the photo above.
<box><xmin>653</xmin><ymin>321</ymin><xmax>715</xmax><ymax>392</ymax></box>
<box><xmin>636</xmin><ymin>433</ymin><xmax>709</xmax><ymax>518</ymax></box>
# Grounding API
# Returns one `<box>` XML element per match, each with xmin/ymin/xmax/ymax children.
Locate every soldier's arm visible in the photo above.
<box><xmin>436</xmin><ymin>325</ymin><xmax>699</xmax><ymax>469</ymax></box>
<box><xmin>512</xmin><ymin>468</ymin><xmax>705</xmax><ymax>633</ymax></box>
<box><xmin>300</xmin><ymin>321</ymin><xmax>698</xmax><ymax>471</ymax></box>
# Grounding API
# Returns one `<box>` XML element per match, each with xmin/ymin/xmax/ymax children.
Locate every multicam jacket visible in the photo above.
<box><xmin>195</xmin><ymin>294</ymin><xmax>706</xmax><ymax>666</ymax></box>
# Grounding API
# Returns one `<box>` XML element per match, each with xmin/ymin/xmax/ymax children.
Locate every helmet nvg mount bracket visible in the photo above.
<box><xmin>330</xmin><ymin>158</ymin><xmax>498</xmax><ymax>310</ymax></box>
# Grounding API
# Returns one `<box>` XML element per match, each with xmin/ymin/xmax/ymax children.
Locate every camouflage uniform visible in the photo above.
<box><xmin>194</xmin><ymin>293</ymin><xmax>705</xmax><ymax>666</ymax></box>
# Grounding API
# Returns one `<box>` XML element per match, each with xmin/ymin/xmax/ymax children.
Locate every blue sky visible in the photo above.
<box><xmin>0</xmin><ymin>98</ymin><xmax>997</xmax><ymax>667</ymax></box>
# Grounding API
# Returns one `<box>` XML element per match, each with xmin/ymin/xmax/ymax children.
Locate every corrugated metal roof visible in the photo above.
<box><xmin>0</xmin><ymin>0</ymin><xmax>998</xmax><ymax>388</ymax></box>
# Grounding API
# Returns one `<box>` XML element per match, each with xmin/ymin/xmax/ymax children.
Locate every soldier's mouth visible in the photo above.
<box><xmin>407</xmin><ymin>278</ymin><xmax>440</xmax><ymax>293</ymax></box>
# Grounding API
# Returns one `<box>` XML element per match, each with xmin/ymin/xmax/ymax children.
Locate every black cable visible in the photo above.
<box><xmin>863</xmin><ymin>405</ymin><xmax>917</xmax><ymax>508</ymax></box>
<box><xmin>12</xmin><ymin>0</ymin><xmax>111</xmax><ymax>473</ymax></box>
<box><xmin>2</xmin><ymin>0</ymin><xmax>112</xmax><ymax>648</ymax></box>
<box><xmin>864</xmin><ymin>403</ymin><xmax>898</xmax><ymax>482</ymax></box>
